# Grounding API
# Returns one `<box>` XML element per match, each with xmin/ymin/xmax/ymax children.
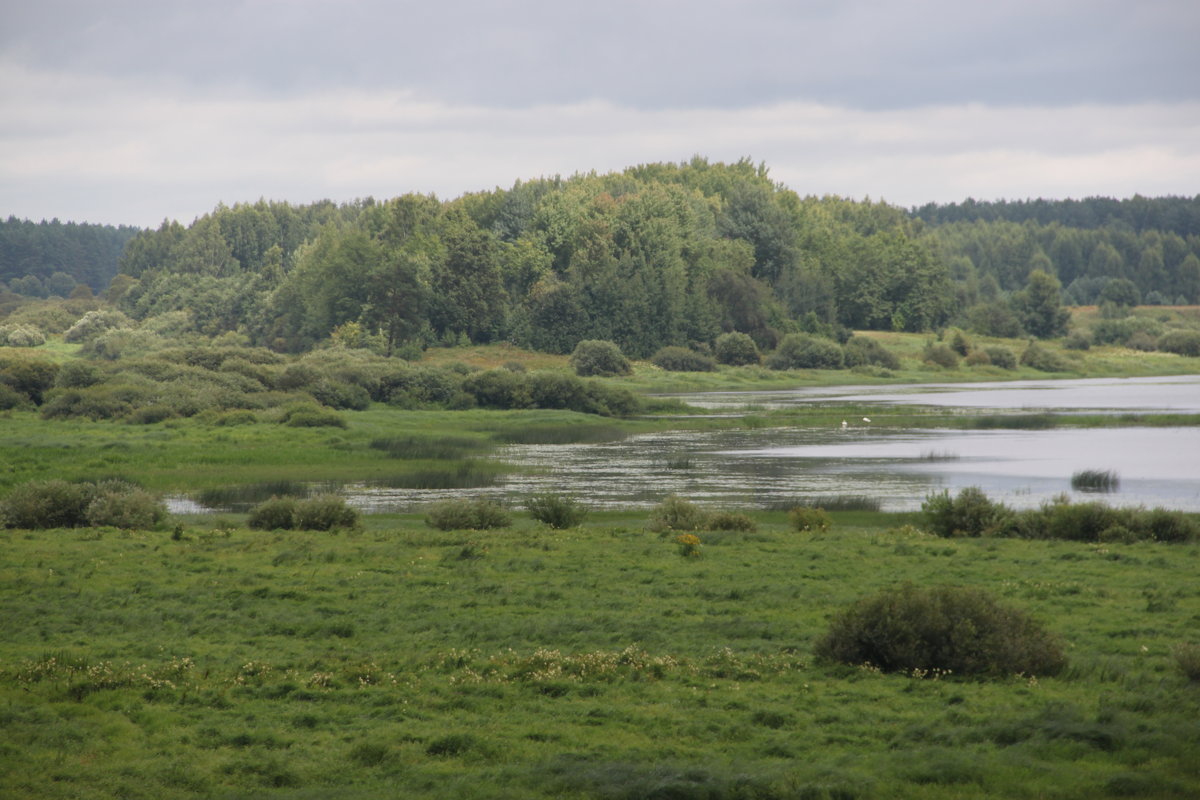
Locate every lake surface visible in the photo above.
<box><xmin>343</xmin><ymin>376</ymin><xmax>1200</xmax><ymax>514</ymax></box>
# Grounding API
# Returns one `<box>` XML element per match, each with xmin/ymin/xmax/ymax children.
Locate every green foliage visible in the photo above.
<box><xmin>1173</xmin><ymin>643</ymin><xmax>1200</xmax><ymax>682</ymax></box>
<box><xmin>647</xmin><ymin>495</ymin><xmax>708</xmax><ymax>533</ymax></box>
<box><xmin>982</xmin><ymin>345</ymin><xmax>1017</xmax><ymax>369</ymax></box>
<box><xmin>922</xmin><ymin>342</ymin><xmax>960</xmax><ymax>369</ymax></box>
<box><xmin>713</xmin><ymin>331</ymin><xmax>760</xmax><ymax>365</ymax></box>
<box><xmin>294</xmin><ymin>495</ymin><xmax>360</xmax><ymax>531</ymax></box>
<box><xmin>922</xmin><ymin>487</ymin><xmax>1012</xmax><ymax>537</ymax></box>
<box><xmin>788</xmin><ymin>506</ymin><xmax>832</xmax><ymax>532</ymax></box>
<box><xmin>524</xmin><ymin>493</ymin><xmax>588</xmax><ymax>529</ymax></box>
<box><xmin>707</xmin><ymin>511</ymin><xmax>757</xmax><ymax>532</ymax></box>
<box><xmin>815</xmin><ymin>583</ymin><xmax>1067</xmax><ymax>677</ymax></box>
<box><xmin>843</xmin><ymin>336</ymin><xmax>901</xmax><ymax>370</ymax></box>
<box><xmin>1071</xmin><ymin>470</ymin><xmax>1119</xmax><ymax>493</ymax></box>
<box><xmin>650</xmin><ymin>346</ymin><xmax>716</xmax><ymax>372</ymax></box>
<box><xmin>424</xmin><ymin>498</ymin><xmax>512</xmax><ymax>530</ymax></box>
<box><xmin>1158</xmin><ymin>329</ymin><xmax>1200</xmax><ymax>357</ymax></box>
<box><xmin>570</xmin><ymin>339</ymin><xmax>632</xmax><ymax>377</ymax></box>
<box><xmin>462</xmin><ymin>368</ymin><xmax>533</xmax><ymax>409</ymax></box>
<box><xmin>0</xmin><ymin>354</ymin><xmax>59</xmax><ymax>404</ymax></box>
<box><xmin>766</xmin><ymin>333</ymin><xmax>844</xmax><ymax>370</ymax></box>
<box><xmin>1020</xmin><ymin>340</ymin><xmax>1069</xmax><ymax>372</ymax></box>
<box><xmin>278</xmin><ymin>403</ymin><xmax>347</xmax><ymax>428</ymax></box>
<box><xmin>1</xmin><ymin>479</ymin><xmax>165</xmax><ymax>530</ymax></box>
<box><xmin>0</xmin><ymin>323</ymin><xmax>46</xmax><ymax>347</ymax></box>
<box><xmin>63</xmin><ymin>309</ymin><xmax>133</xmax><ymax>343</ymax></box>
<box><xmin>243</xmin><ymin>495</ymin><xmax>291</xmax><ymax>530</ymax></box>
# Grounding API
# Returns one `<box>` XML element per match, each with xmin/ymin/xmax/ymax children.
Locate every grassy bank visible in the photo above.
<box><xmin>2</xmin><ymin>514</ymin><xmax>1198</xmax><ymax>799</ymax></box>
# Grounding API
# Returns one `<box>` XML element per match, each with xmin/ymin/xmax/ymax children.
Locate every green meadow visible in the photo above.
<box><xmin>2</xmin><ymin>512</ymin><xmax>1198</xmax><ymax>799</ymax></box>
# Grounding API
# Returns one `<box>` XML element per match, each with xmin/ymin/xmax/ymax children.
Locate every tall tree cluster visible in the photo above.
<box><xmin>105</xmin><ymin>159</ymin><xmax>953</xmax><ymax>356</ymax></box>
<box><xmin>0</xmin><ymin>217</ymin><xmax>139</xmax><ymax>293</ymax></box>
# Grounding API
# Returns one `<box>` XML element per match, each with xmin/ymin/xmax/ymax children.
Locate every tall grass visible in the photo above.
<box><xmin>196</xmin><ymin>480</ymin><xmax>309</xmax><ymax>510</ymax></box>
<box><xmin>368</xmin><ymin>434</ymin><xmax>487</xmax><ymax>460</ymax></box>
<box><xmin>764</xmin><ymin>495</ymin><xmax>882</xmax><ymax>512</ymax></box>
<box><xmin>490</xmin><ymin>422</ymin><xmax>627</xmax><ymax>445</ymax></box>
<box><xmin>1071</xmin><ymin>469</ymin><xmax>1119</xmax><ymax>493</ymax></box>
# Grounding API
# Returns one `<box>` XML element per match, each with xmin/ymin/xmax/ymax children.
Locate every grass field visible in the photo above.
<box><xmin>2</xmin><ymin>512</ymin><xmax>1198</xmax><ymax>799</ymax></box>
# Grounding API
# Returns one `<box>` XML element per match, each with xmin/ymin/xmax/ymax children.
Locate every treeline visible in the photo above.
<box><xmin>108</xmin><ymin>158</ymin><xmax>951</xmax><ymax>357</ymax></box>
<box><xmin>914</xmin><ymin>197</ymin><xmax>1200</xmax><ymax>306</ymax></box>
<box><xmin>0</xmin><ymin>217</ymin><xmax>139</xmax><ymax>293</ymax></box>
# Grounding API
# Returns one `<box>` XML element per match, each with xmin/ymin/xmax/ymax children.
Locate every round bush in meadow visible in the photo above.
<box><xmin>982</xmin><ymin>346</ymin><xmax>1017</xmax><ymax>370</ymax></box>
<box><xmin>650</xmin><ymin>346</ymin><xmax>716</xmax><ymax>372</ymax></box>
<box><xmin>815</xmin><ymin>583</ymin><xmax>1067</xmax><ymax>677</ymax></box>
<box><xmin>647</xmin><ymin>496</ymin><xmax>708</xmax><ymax>533</ymax></box>
<box><xmin>843</xmin><ymin>336</ymin><xmax>901</xmax><ymax>371</ymax></box>
<box><xmin>247</xmin><ymin>497</ymin><xmax>298</xmax><ymax>530</ymax></box>
<box><xmin>767</xmin><ymin>334</ymin><xmax>845</xmax><ymax>370</ymax></box>
<box><xmin>788</xmin><ymin>506</ymin><xmax>831</xmax><ymax>533</ymax></box>
<box><xmin>524</xmin><ymin>493</ymin><xmax>588</xmax><ymax>529</ymax></box>
<box><xmin>294</xmin><ymin>495</ymin><xmax>360</xmax><ymax>531</ymax></box>
<box><xmin>425</xmin><ymin>498</ymin><xmax>512</xmax><ymax>531</ymax></box>
<box><xmin>569</xmin><ymin>340</ymin><xmax>631</xmax><ymax>377</ymax></box>
<box><xmin>714</xmin><ymin>331</ymin><xmax>760</xmax><ymax>366</ymax></box>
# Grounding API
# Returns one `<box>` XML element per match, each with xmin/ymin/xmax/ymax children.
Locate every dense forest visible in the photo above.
<box><xmin>3</xmin><ymin>160</ymin><xmax>1199</xmax><ymax>360</ymax></box>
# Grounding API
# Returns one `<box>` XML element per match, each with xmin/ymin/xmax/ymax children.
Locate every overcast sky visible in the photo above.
<box><xmin>3</xmin><ymin>0</ymin><xmax>1199</xmax><ymax>227</ymax></box>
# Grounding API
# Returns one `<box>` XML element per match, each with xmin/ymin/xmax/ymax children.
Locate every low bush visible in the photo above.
<box><xmin>647</xmin><ymin>496</ymin><xmax>708</xmax><ymax>533</ymax></box>
<box><xmin>1071</xmin><ymin>469</ymin><xmax>1119</xmax><ymax>493</ymax></box>
<box><xmin>963</xmin><ymin>349</ymin><xmax>992</xmax><ymax>367</ymax></box>
<box><xmin>63</xmin><ymin>309</ymin><xmax>132</xmax><ymax>343</ymax></box>
<box><xmin>0</xmin><ymin>324</ymin><xmax>46</xmax><ymax>347</ymax></box>
<box><xmin>922</xmin><ymin>487</ymin><xmax>1012</xmax><ymax>537</ymax></box>
<box><xmin>1020</xmin><ymin>340</ymin><xmax>1069</xmax><ymax>372</ymax></box>
<box><xmin>1062</xmin><ymin>331</ymin><xmax>1092</xmax><ymax>350</ymax></box>
<box><xmin>278</xmin><ymin>403</ymin><xmax>346</xmax><ymax>428</ymax></box>
<box><xmin>844</xmin><ymin>336</ymin><xmax>901</xmax><ymax>370</ymax></box>
<box><xmin>982</xmin><ymin>346</ymin><xmax>1017</xmax><ymax>370</ymax></box>
<box><xmin>1</xmin><ymin>479</ymin><xmax>166</xmax><ymax>530</ymax></box>
<box><xmin>651</xmin><ymin>346</ymin><xmax>716</xmax><ymax>372</ymax></box>
<box><xmin>766</xmin><ymin>334</ymin><xmax>845</xmax><ymax>370</ymax></box>
<box><xmin>1173</xmin><ymin>643</ymin><xmax>1200</xmax><ymax>682</ymax></box>
<box><xmin>815</xmin><ymin>583</ymin><xmax>1067</xmax><ymax>677</ymax></box>
<box><xmin>946</xmin><ymin>328</ymin><xmax>971</xmax><ymax>356</ymax></box>
<box><xmin>462</xmin><ymin>368</ymin><xmax>533</xmax><ymax>409</ymax></box>
<box><xmin>525</xmin><ymin>493</ymin><xmax>588</xmax><ymax>529</ymax></box>
<box><xmin>1158</xmin><ymin>329</ymin><xmax>1200</xmax><ymax>357</ymax></box>
<box><xmin>247</xmin><ymin>497</ymin><xmax>299</xmax><ymax>530</ymax></box>
<box><xmin>570</xmin><ymin>340</ymin><xmax>631</xmax><ymax>377</ymax></box>
<box><xmin>788</xmin><ymin>506</ymin><xmax>831</xmax><ymax>533</ymax></box>
<box><xmin>922</xmin><ymin>343</ymin><xmax>959</xmax><ymax>369</ymax></box>
<box><xmin>294</xmin><ymin>495</ymin><xmax>360</xmax><ymax>531</ymax></box>
<box><xmin>707</xmin><ymin>511</ymin><xmax>757</xmax><ymax>532</ymax></box>
<box><xmin>425</xmin><ymin>498</ymin><xmax>512</xmax><ymax>531</ymax></box>
<box><xmin>714</xmin><ymin>332</ymin><xmax>760</xmax><ymax>366</ymax></box>
<box><xmin>309</xmin><ymin>379</ymin><xmax>371</xmax><ymax>410</ymax></box>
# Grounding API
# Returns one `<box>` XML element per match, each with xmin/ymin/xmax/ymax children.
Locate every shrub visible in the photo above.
<box><xmin>766</xmin><ymin>334</ymin><xmax>845</xmax><ymax>370</ymax></box>
<box><xmin>815</xmin><ymin>583</ymin><xmax>1067</xmax><ymax>677</ymax></box>
<box><xmin>1063</xmin><ymin>331</ymin><xmax>1092</xmax><ymax>351</ymax></box>
<box><xmin>54</xmin><ymin>360</ymin><xmax>102</xmax><ymax>388</ymax></box>
<box><xmin>425</xmin><ymin>498</ymin><xmax>512</xmax><ymax>531</ymax></box>
<box><xmin>525</xmin><ymin>493</ymin><xmax>588</xmax><ymax>529</ymax></box>
<box><xmin>922</xmin><ymin>343</ymin><xmax>959</xmax><ymax>369</ymax></box>
<box><xmin>1173</xmin><ymin>643</ymin><xmax>1200</xmax><ymax>682</ymax></box>
<box><xmin>462</xmin><ymin>369</ymin><xmax>533</xmax><ymax>409</ymax></box>
<box><xmin>714</xmin><ymin>332</ymin><xmax>760</xmax><ymax>366</ymax></box>
<box><xmin>295</xmin><ymin>495</ymin><xmax>360</xmax><ymax>531</ymax></box>
<box><xmin>247</xmin><ymin>497</ymin><xmax>299</xmax><ymax>530</ymax></box>
<box><xmin>982</xmin><ymin>346</ymin><xmax>1017</xmax><ymax>370</ymax></box>
<box><xmin>278</xmin><ymin>403</ymin><xmax>346</xmax><ymax>428</ymax></box>
<box><xmin>1020</xmin><ymin>340</ymin><xmax>1069</xmax><ymax>372</ymax></box>
<box><xmin>647</xmin><ymin>496</ymin><xmax>708</xmax><ymax>533</ymax></box>
<box><xmin>582</xmin><ymin>382</ymin><xmax>640</xmax><ymax>417</ymax></box>
<box><xmin>922</xmin><ymin>487</ymin><xmax>1012</xmax><ymax>537</ymax></box>
<box><xmin>309</xmin><ymin>379</ymin><xmax>371</xmax><ymax>410</ymax></box>
<box><xmin>0</xmin><ymin>383</ymin><xmax>28</xmax><ymax>410</ymax></box>
<box><xmin>528</xmin><ymin>371</ymin><xmax>590</xmax><ymax>412</ymax></box>
<box><xmin>788</xmin><ymin>506</ymin><xmax>831</xmax><ymax>533</ymax></box>
<box><xmin>570</xmin><ymin>340</ymin><xmax>631</xmax><ymax>377</ymax></box>
<box><xmin>63</xmin><ymin>309</ymin><xmax>132</xmax><ymax>343</ymax></box>
<box><xmin>1071</xmin><ymin>470</ymin><xmax>1118</xmax><ymax>493</ymax></box>
<box><xmin>0</xmin><ymin>355</ymin><xmax>60</xmax><ymax>404</ymax></box>
<box><xmin>963</xmin><ymin>349</ymin><xmax>991</xmax><ymax>367</ymax></box>
<box><xmin>675</xmin><ymin>533</ymin><xmax>702</xmax><ymax>558</ymax></box>
<box><xmin>843</xmin><ymin>336</ymin><xmax>901</xmax><ymax>370</ymax></box>
<box><xmin>1125</xmin><ymin>330</ymin><xmax>1158</xmax><ymax>351</ymax></box>
<box><xmin>85</xmin><ymin>482</ymin><xmax>167</xmax><ymax>529</ymax></box>
<box><xmin>1</xmin><ymin>479</ymin><xmax>94</xmax><ymax>528</ymax></box>
<box><xmin>651</xmin><ymin>346</ymin><xmax>715</xmax><ymax>372</ymax></box>
<box><xmin>1158</xmin><ymin>329</ymin><xmax>1200</xmax><ymax>357</ymax></box>
<box><xmin>0</xmin><ymin>324</ymin><xmax>46</xmax><ymax>347</ymax></box>
<box><xmin>707</xmin><ymin>511</ymin><xmax>757</xmax><ymax>532</ymax></box>
<box><xmin>946</xmin><ymin>328</ymin><xmax>971</xmax><ymax>357</ymax></box>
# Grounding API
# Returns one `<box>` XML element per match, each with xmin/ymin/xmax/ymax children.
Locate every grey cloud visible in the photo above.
<box><xmin>4</xmin><ymin>0</ymin><xmax>1199</xmax><ymax>109</ymax></box>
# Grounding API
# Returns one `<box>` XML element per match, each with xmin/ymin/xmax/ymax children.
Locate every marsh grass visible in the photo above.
<box><xmin>372</xmin><ymin>459</ymin><xmax>501</xmax><ymax>489</ymax></box>
<box><xmin>368</xmin><ymin>434</ymin><xmax>487</xmax><ymax>460</ymax></box>
<box><xmin>196</xmin><ymin>480</ymin><xmax>309</xmax><ymax>510</ymax></box>
<box><xmin>765</xmin><ymin>495</ymin><xmax>882</xmax><ymax>512</ymax></box>
<box><xmin>489</xmin><ymin>422</ymin><xmax>627</xmax><ymax>445</ymax></box>
<box><xmin>1071</xmin><ymin>469</ymin><xmax>1120</xmax><ymax>493</ymax></box>
<box><xmin>968</xmin><ymin>413</ymin><xmax>1058</xmax><ymax>430</ymax></box>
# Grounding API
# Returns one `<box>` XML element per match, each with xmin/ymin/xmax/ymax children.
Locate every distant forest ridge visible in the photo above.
<box><xmin>2</xmin><ymin>161</ymin><xmax>1199</xmax><ymax>357</ymax></box>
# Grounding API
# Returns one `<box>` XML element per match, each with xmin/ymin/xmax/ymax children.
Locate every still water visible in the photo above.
<box><xmin>345</xmin><ymin>376</ymin><xmax>1200</xmax><ymax>514</ymax></box>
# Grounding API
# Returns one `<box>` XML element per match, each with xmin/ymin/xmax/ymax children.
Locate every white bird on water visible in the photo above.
<box><xmin>841</xmin><ymin>420</ymin><xmax>848</xmax><ymax>430</ymax></box>
<box><xmin>862</xmin><ymin>417</ymin><xmax>871</xmax><ymax>423</ymax></box>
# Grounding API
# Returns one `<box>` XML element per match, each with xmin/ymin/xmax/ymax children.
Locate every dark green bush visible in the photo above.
<box><xmin>707</xmin><ymin>511</ymin><xmax>757</xmax><ymax>532</ymax></box>
<box><xmin>309</xmin><ymin>379</ymin><xmax>371</xmax><ymax>410</ymax></box>
<box><xmin>815</xmin><ymin>583</ymin><xmax>1067</xmax><ymax>677</ymax></box>
<box><xmin>294</xmin><ymin>495</ymin><xmax>360</xmax><ymax>531</ymax></box>
<box><xmin>922</xmin><ymin>343</ymin><xmax>960</xmax><ymax>369</ymax></box>
<box><xmin>713</xmin><ymin>331</ymin><xmax>760</xmax><ymax>366</ymax></box>
<box><xmin>844</xmin><ymin>336</ymin><xmax>901</xmax><ymax>370</ymax></box>
<box><xmin>1</xmin><ymin>479</ymin><xmax>165</xmax><ymax>530</ymax></box>
<box><xmin>569</xmin><ymin>340</ymin><xmax>631</xmax><ymax>377</ymax></box>
<box><xmin>63</xmin><ymin>309</ymin><xmax>132</xmax><ymax>343</ymax></box>
<box><xmin>582</xmin><ymin>382</ymin><xmax>640</xmax><ymax>417</ymax></box>
<box><xmin>788</xmin><ymin>506</ymin><xmax>831</xmax><ymax>533</ymax></box>
<box><xmin>462</xmin><ymin>369</ymin><xmax>533</xmax><ymax>409</ymax></box>
<box><xmin>0</xmin><ymin>355</ymin><xmax>60</xmax><ymax>404</ymax></box>
<box><xmin>247</xmin><ymin>497</ymin><xmax>299</xmax><ymax>530</ymax></box>
<box><xmin>40</xmin><ymin>383</ymin><xmax>153</xmax><ymax>420</ymax></box>
<box><xmin>1</xmin><ymin>479</ymin><xmax>94</xmax><ymax>528</ymax></box>
<box><xmin>1158</xmin><ymin>329</ymin><xmax>1200</xmax><ymax>357</ymax></box>
<box><xmin>278</xmin><ymin>403</ymin><xmax>346</xmax><ymax>428</ymax></box>
<box><xmin>982</xmin><ymin>346</ymin><xmax>1017</xmax><ymax>370</ymax></box>
<box><xmin>54</xmin><ymin>360</ymin><xmax>103</xmax><ymax>389</ymax></box>
<box><xmin>1062</xmin><ymin>331</ymin><xmax>1092</xmax><ymax>351</ymax></box>
<box><xmin>947</xmin><ymin>328</ymin><xmax>971</xmax><ymax>357</ymax></box>
<box><xmin>1173</xmin><ymin>643</ymin><xmax>1200</xmax><ymax>682</ymax></box>
<box><xmin>766</xmin><ymin>334</ymin><xmax>844</xmax><ymax>370</ymax></box>
<box><xmin>528</xmin><ymin>371</ymin><xmax>591</xmax><ymax>412</ymax></box>
<box><xmin>425</xmin><ymin>498</ymin><xmax>512</xmax><ymax>531</ymax></box>
<box><xmin>650</xmin><ymin>346</ymin><xmax>716</xmax><ymax>372</ymax></box>
<box><xmin>525</xmin><ymin>493</ymin><xmax>588</xmax><ymax>529</ymax></box>
<box><xmin>922</xmin><ymin>487</ymin><xmax>1013</xmax><ymax>537</ymax></box>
